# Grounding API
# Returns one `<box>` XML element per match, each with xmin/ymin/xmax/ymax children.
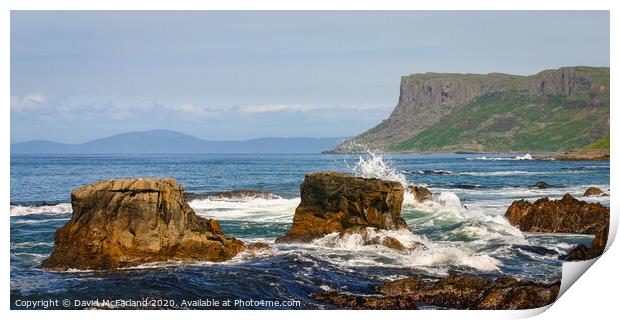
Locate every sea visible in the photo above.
<box><xmin>10</xmin><ymin>153</ymin><xmax>610</xmax><ymax>309</ymax></box>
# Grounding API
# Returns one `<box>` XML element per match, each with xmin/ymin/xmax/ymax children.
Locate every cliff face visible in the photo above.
<box><xmin>334</xmin><ymin>66</ymin><xmax>609</xmax><ymax>153</ymax></box>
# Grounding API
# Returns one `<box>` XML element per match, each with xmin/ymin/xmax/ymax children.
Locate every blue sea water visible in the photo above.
<box><xmin>10</xmin><ymin>153</ymin><xmax>610</xmax><ymax>309</ymax></box>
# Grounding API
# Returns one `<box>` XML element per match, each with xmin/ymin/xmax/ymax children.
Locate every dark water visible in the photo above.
<box><xmin>10</xmin><ymin>154</ymin><xmax>609</xmax><ymax>309</ymax></box>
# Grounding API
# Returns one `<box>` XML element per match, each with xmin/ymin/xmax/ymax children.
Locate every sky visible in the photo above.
<box><xmin>10</xmin><ymin>11</ymin><xmax>610</xmax><ymax>143</ymax></box>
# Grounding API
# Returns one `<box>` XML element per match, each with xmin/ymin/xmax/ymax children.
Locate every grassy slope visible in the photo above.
<box><xmin>388</xmin><ymin>68</ymin><xmax>609</xmax><ymax>152</ymax></box>
<box><xmin>583</xmin><ymin>134</ymin><xmax>610</xmax><ymax>150</ymax></box>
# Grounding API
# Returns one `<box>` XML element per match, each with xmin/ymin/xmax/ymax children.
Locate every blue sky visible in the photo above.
<box><xmin>11</xmin><ymin>11</ymin><xmax>609</xmax><ymax>143</ymax></box>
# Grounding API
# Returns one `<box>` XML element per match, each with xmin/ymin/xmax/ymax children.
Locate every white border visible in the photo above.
<box><xmin>2</xmin><ymin>1</ymin><xmax>616</xmax><ymax>320</ymax></box>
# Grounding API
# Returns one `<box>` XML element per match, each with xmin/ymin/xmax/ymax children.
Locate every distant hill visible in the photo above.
<box><xmin>11</xmin><ymin>130</ymin><xmax>348</xmax><ymax>154</ymax></box>
<box><xmin>333</xmin><ymin>66</ymin><xmax>609</xmax><ymax>153</ymax></box>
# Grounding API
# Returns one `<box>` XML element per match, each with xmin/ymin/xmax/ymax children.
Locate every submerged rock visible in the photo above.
<box><xmin>376</xmin><ymin>275</ymin><xmax>559</xmax><ymax>310</ymax></box>
<box><xmin>183</xmin><ymin>192</ymin><xmax>205</xmax><ymax>202</ymax></box>
<box><xmin>531</xmin><ymin>181</ymin><xmax>555</xmax><ymax>189</ymax></box>
<box><xmin>311</xmin><ymin>292</ymin><xmax>418</xmax><ymax>310</ymax></box>
<box><xmin>504</xmin><ymin>193</ymin><xmax>609</xmax><ymax>234</ymax></box>
<box><xmin>408</xmin><ymin>185</ymin><xmax>433</xmax><ymax>202</ymax></box>
<box><xmin>276</xmin><ymin>172</ymin><xmax>407</xmax><ymax>243</ymax></box>
<box><xmin>583</xmin><ymin>186</ymin><xmax>604</xmax><ymax>197</ymax></box>
<box><xmin>245</xmin><ymin>242</ymin><xmax>272</xmax><ymax>251</ymax></box>
<box><xmin>240</xmin><ymin>242</ymin><xmax>274</xmax><ymax>258</ymax></box>
<box><xmin>41</xmin><ymin>178</ymin><xmax>244</xmax><ymax>271</ymax></box>
<box><xmin>412</xmin><ymin>170</ymin><xmax>452</xmax><ymax>175</ymax></box>
<box><xmin>447</xmin><ymin>184</ymin><xmax>481</xmax><ymax>189</ymax></box>
<box><xmin>564</xmin><ymin>224</ymin><xmax>609</xmax><ymax>261</ymax></box>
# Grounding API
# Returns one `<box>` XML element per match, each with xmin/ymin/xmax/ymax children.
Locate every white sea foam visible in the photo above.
<box><xmin>10</xmin><ymin>203</ymin><xmax>72</xmax><ymax>216</ymax></box>
<box><xmin>468</xmin><ymin>154</ymin><xmax>534</xmax><ymax>161</ymax></box>
<box><xmin>302</xmin><ymin>227</ymin><xmax>502</xmax><ymax>272</ymax></box>
<box><xmin>403</xmin><ymin>244</ymin><xmax>501</xmax><ymax>272</ymax></box>
<box><xmin>515</xmin><ymin>153</ymin><xmax>533</xmax><ymax>160</ymax></box>
<box><xmin>189</xmin><ymin>197</ymin><xmax>299</xmax><ymax>222</ymax></box>
<box><xmin>459</xmin><ymin>170</ymin><xmax>547</xmax><ymax>176</ymax></box>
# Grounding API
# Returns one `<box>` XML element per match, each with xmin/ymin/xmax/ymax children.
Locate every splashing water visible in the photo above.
<box><xmin>350</xmin><ymin>151</ymin><xmax>425</xmax><ymax>205</ymax></box>
<box><xmin>515</xmin><ymin>153</ymin><xmax>533</xmax><ymax>160</ymax></box>
<box><xmin>351</xmin><ymin>151</ymin><xmax>409</xmax><ymax>187</ymax></box>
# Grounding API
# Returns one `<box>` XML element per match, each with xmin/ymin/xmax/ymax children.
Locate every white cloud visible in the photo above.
<box><xmin>241</xmin><ymin>104</ymin><xmax>321</xmax><ymax>113</ymax></box>
<box><xmin>171</xmin><ymin>104</ymin><xmax>223</xmax><ymax>117</ymax></box>
<box><xmin>22</xmin><ymin>93</ymin><xmax>46</xmax><ymax>106</ymax></box>
<box><xmin>10</xmin><ymin>94</ymin><xmax>392</xmax><ymax>122</ymax></box>
<box><xmin>240</xmin><ymin>103</ymin><xmax>392</xmax><ymax>113</ymax></box>
<box><xmin>11</xmin><ymin>93</ymin><xmax>46</xmax><ymax>112</ymax></box>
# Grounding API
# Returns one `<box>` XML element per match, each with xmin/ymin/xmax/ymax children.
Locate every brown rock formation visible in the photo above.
<box><xmin>376</xmin><ymin>275</ymin><xmax>559</xmax><ymax>310</ymax></box>
<box><xmin>408</xmin><ymin>185</ymin><xmax>432</xmax><ymax>202</ymax></box>
<box><xmin>504</xmin><ymin>193</ymin><xmax>609</xmax><ymax>234</ymax></box>
<box><xmin>41</xmin><ymin>178</ymin><xmax>244</xmax><ymax>271</ymax></box>
<box><xmin>275</xmin><ymin>172</ymin><xmax>407</xmax><ymax>243</ymax></box>
<box><xmin>505</xmin><ymin>193</ymin><xmax>609</xmax><ymax>260</ymax></box>
<box><xmin>583</xmin><ymin>186</ymin><xmax>604</xmax><ymax>197</ymax></box>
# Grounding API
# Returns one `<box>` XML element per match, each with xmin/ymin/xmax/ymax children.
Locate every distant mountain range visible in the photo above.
<box><xmin>11</xmin><ymin>130</ymin><xmax>348</xmax><ymax>154</ymax></box>
<box><xmin>334</xmin><ymin>66</ymin><xmax>610</xmax><ymax>153</ymax></box>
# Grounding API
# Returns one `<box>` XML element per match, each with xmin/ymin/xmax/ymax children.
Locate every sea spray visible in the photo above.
<box><xmin>349</xmin><ymin>151</ymin><xmax>421</xmax><ymax>204</ymax></box>
<box><xmin>351</xmin><ymin>151</ymin><xmax>409</xmax><ymax>186</ymax></box>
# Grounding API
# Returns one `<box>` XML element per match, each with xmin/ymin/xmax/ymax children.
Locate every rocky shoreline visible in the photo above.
<box><xmin>553</xmin><ymin>149</ymin><xmax>610</xmax><ymax>161</ymax></box>
<box><xmin>41</xmin><ymin>173</ymin><xmax>610</xmax><ymax>309</ymax></box>
<box><xmin>313</xmin><ymin>275</ymin><xmax>560</xmax><ymax>310</ymax></box>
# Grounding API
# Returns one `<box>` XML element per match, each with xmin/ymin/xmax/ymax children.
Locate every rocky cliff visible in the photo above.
<box><xmin>334</xmin><ymin>66</ymin><xmax>609</xmax><ymax>153</ymax></box>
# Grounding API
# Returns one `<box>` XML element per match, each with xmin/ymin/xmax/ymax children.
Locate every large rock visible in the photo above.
<box><xmin>504</xmin><ymin>194</ymin><xmax>609</xmax><ymax>234</ymax></box>
<box><xmin>276</xmin><ymin>172</ymin><xmax>407</xmax><ymax>243</ymax></box>
<box><xmin>41</xmin><ymin>178</ymin><xmax>244</xmax><ymax>271</ymax></box>
<box><xmin>376</xmin><ymin>275</ymin><xmax>559</xmax><ymax>310</ymax></box>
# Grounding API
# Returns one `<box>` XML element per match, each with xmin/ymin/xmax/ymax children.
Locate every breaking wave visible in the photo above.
<box><xmin>468</xmin><ymin>153</ymin><xmax>533</xmax><ymax>161</ymax></box>
<box><xmin>304</xmin><ymin>228</ymin><xmax>502</xmax><ymax>273</ymax></box>
<box><xmin>189</xmin><ymin>197</ymin><xmax>299</xmax><ymax>222</ymax></box>
<box><xmin>10</xmin><ymin>203</ymin><xmax>72</xmax><ymax>216</ymax></box>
